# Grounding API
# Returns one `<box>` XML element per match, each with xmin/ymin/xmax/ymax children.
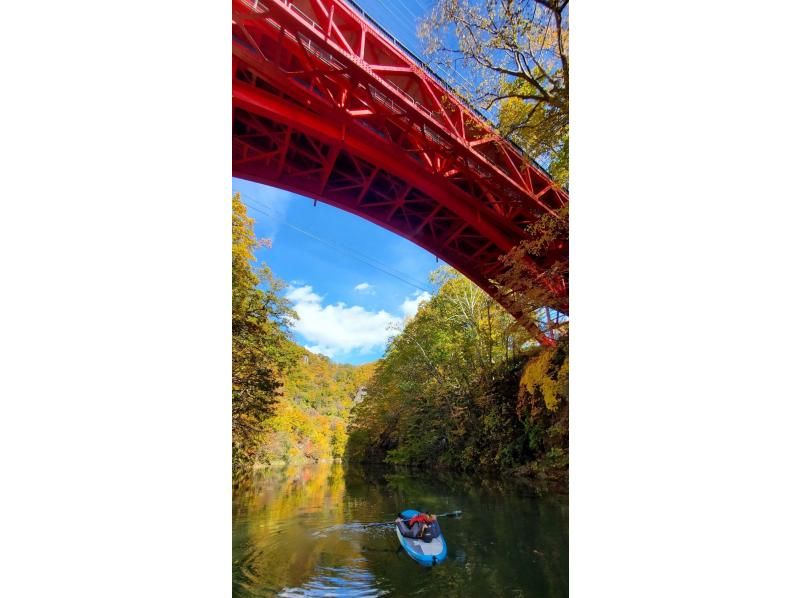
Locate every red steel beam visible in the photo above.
<box><xmin>233</xmin><ymin>79</ymin><xmax>518</xmax><ymax>255</ymax></box>
<box><xmin>234</xmin><ymin>0</ymin><xmax>566</xmax><ymax>212</ymax></box>
<box><xmin>232</xmin><ymin>0</ymin><xmax>569</xmax><ymax>340</ymax></box>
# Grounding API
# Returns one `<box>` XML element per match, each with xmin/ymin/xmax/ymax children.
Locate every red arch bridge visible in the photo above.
<box><xmin>232</xmin><ymin>0</ymin><xmax>568</xmax><ymax>344</ymax></box>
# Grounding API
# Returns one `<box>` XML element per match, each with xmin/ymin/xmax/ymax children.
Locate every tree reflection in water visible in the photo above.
<box><xmin>233</xmin><ymin>463</ymin><xmax>567</xmax><ymax>597</ymax></box>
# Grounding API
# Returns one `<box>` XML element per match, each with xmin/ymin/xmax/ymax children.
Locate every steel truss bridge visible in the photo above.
<box><xmin>232</xmin><ymin>0</ymin><xmax>568</xmax><ymax>343</ymax></box>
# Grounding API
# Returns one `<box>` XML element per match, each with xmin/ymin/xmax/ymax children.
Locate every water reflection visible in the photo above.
<box><xmin>278</xmin><ymin>561</ymin><xmax>389</xmax><ymax>597</ymax></box>
<box><xmin>233</xmin><ymin>462</ymin><xmax>568</xmax><ymax>597</ymax></box>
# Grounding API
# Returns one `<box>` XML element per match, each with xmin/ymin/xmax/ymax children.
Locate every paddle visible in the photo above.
<box><xmin>360</xmin><ymin>510</ymin><xmax>463</xmax><ymax>528</ymax></box>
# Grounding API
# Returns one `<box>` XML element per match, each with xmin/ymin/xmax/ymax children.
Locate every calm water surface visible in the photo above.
<box><xmin>233</xmin><ymin>462</ymin><xmax>567</xmax><ymax>597</ymax></box>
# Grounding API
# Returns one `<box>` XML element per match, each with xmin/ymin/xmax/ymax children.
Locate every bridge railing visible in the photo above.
<box><xmin>342</xmin><ymin>0</ymin><xmax>556</xmax><ymax>181</ymax></box>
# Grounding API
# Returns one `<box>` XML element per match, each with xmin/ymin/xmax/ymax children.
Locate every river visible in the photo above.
<box><xmin>233</xmin><ymin>462</ymin><xmax>568</xmax><ymax>597</ymax></box>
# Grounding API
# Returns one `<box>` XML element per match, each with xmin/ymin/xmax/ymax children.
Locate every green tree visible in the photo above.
<box><xmin>347</xmin><ymin>268</ymin><xmax>568</xmax><ymax>478</ymax></box>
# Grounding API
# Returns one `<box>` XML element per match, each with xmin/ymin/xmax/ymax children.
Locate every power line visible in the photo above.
<box><xmin>394</xmin><ymin>0</ymin><xmax>419</xmax><ymax>21</ymax></box>
<box><xmin>347</xmin><ymin>0</ymin><xmax>488</xmax><ymax>120</ymax></box>
<box><xmin>375</xmin><ymin>1</ymin><xmax>423</xmax><ymax>53</ymax></box>
<box><xmin>237</xmin><ymin>191</ymin><xmax>435</xmax><ymax>293</ymax></box>
<box><xmin>407</xmin><ymin>0</ymin><xmax>430</xmax><ymax>13</ymax></box>
<box><xmin>370</xmin><ymin>0</ymin><xmax>479</xmax><ymax>103</ymax></box>
<box><xmin>245</xmin><ymin>199</ymin><xmax>433</xmax><ymax>293</ymax></box>
<box><xmin>241</xmin><ymin>192</ymin><xmax>418</xmax><ymax>277</ymax></box>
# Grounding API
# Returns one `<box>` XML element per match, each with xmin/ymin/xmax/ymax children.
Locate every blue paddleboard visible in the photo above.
<box><xmin>395</xmin><ymin>509</ymin><xmax>447</xmax><ymax>566</ymax></box>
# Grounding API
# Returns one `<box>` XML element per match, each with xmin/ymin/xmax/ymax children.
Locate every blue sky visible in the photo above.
<box><xmin>234</xmin><ymin>178</ymin><xmax>440</xmax><ymax>365</ymax></box>
<box><xmin>350</xmin><ymin>0</ymin><xmax>433</xmax><ymax>52</ymax></box>
<box><xmin>233</xmin><ymin>1</ymin><xmax>449</xmax><ymax>365</ymax></box>
<box><xmin>232</xmin><ymin>1</ymin><xmax>481</xmax><ymax>365</ymax></box>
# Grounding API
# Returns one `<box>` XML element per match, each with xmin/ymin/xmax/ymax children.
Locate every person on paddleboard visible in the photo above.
<box><xmin>396</xmin><ymin>512</ymin><xmax>440</xmax><ymax>542</ymax></box>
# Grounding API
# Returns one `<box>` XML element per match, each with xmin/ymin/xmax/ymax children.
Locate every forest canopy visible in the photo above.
<box><xmin>347</xmin><ymin>267</ymin><xmax>568</xmax><ymax>479</ymax></box>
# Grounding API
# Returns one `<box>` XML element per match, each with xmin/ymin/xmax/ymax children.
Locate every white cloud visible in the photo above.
<box><xmin>354</xmin><ymin>282</ymin><xmax>375</xmax><ymax>294</ymax></box>
<box><xmin>400</xmin><ymin>290</ymin><xmax>431</xmax><ymax>319</ymax></box>
<box><xmin>304</xmin><ymin>344</ymin><xmax>337</xmax><ymax>359</ymax></box>
<box><xmin>286</xmin><ymin>285</ymin><xmax>322</xmax><ymax>305</ymax></box>
<box><xmin>285</xmin><ymin>285</ymin><xmax>433</xmax><ymax>359</ymax></box>
<box><xmin>286</xmin><ymin>285</ymin><xmax>399</xmax><ymax>358</ymax></box>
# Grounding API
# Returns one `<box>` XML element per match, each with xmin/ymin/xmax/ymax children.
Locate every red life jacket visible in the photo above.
<box><xmin>408</xmin><ymin>514</ymin><xmax>431</xmax><ymax>526</ymax></box>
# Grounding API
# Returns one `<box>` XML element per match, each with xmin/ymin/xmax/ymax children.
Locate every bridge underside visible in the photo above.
<box><xmin>232</xmin><ymin>0</ymin><xmax>568</xmax><ymax>341</ymax></box>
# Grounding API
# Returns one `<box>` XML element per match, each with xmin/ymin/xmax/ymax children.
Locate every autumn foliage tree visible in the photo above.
<box><xmin>259</xmin><ymin>350</ymin><xmax>375</xmax><ymax>465</ymax></box>
<box><xmin>232</xmin><ymin>193</ymin><xmax>298</xmax><ymax>468</ymax></box>
<box><xmin>491</xmin><ymin>206</ymin><xmax>568</xmax><ymax>340</ymax></box>
<box><xmin>420</xmin><ymin>0</ymin><xmax>569</xmax><ymax>185</ymax></box>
